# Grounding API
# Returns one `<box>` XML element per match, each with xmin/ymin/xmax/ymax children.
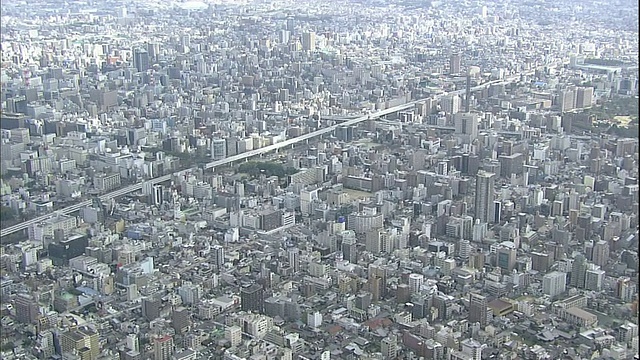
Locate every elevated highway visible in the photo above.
<box><xmin>0</xmin><ymin>71</ymin><xmax>537</xmax><ymax>239</ymax></box>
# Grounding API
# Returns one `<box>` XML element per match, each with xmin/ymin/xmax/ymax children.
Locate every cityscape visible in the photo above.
<box><xmin>0</xmin><ymin>0</ymin><xmax>638</xmax><ymax>360</ymax></box>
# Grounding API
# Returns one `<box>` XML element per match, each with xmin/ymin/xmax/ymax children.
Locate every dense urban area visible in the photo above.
<box><xmin>0</xmin><ymin>0</ymin><xmax>638</xmax><ymax>359</ymax></box>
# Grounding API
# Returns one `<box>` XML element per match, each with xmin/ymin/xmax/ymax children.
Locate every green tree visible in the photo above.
<box><xmin>0</xmin><ymin>206</ymin><xmax>15</xmax><ymax>222</ymax></box>
<box><xmin>237</xmin><ymin>161</ymin><xmax>296</xmax><ymax>179</ymax></box>
<box><xmin>0</xmin><ymin>342</ymin><xmax>15</xmax><ymax>352</ymax></box>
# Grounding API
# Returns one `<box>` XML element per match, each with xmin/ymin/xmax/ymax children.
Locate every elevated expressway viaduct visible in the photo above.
<box><xmin>0</xmin><ymin>72</ymin><xmax>539</xmax><ymax>239</ymax></box>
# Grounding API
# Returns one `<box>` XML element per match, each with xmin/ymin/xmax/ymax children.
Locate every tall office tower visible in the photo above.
<box><xmin>458</xmin><ymin>239</ymin><xmax>471</xmax><ymax>258</ymax></box>
<box><xmin>211</xmin><ymin>138</ymin><xmax>227</xmax><ymax>160</ymax></box>
<box><xmin>287</xmin><ymin>247</ymin><xmax>300</xmax><ymax>272</ymax></box>
<box><xmin>450</xmin><ymin>53</ymin><xmax>462</xmax><ymax>74</ymax></box>
<box><xmin>474</xmin><ymin>171</ymin><xmax>496</xmax><ymax>224</ymax></box>
<box><xmin>279</xmin><ymin>29</ymin><xmax>291</xmax><ymax>44</ymax></box>
<box><xmin>171</xmin><ymin>307</ymin><xmax>192</xmax><ymax>334</ymax></box>
<box><xmin>542</xmin><ymin>271</ymin><xmax>567</xmax><ymax>297</ymax></box>
<box><xmin>301</xmin><ymin>31</ymin><xmax>316</xmax><ymax>51</ymax></box>
<box><xmin>617</xmin><ymin>277</ymin><xmax>637</xmax><ymax>301</ymax></box>
<box><xmin>468</xmin><ymin>293</ymin><xmax>488</xmax><ymax>327</ymax></box>
<box><xmin>341</xmin><ymin>233</ymin><xmax>357</xmax><ymax>263</ymax></box>
<box><xmin>286</xmin><ymin>18</ymin><xmax>295</xmax><ymax>32</ymax></box>
<box><xmin>585</xmin><ymin>267</ymin><xmax>605</xmax><ymax>291</ymax></box>
<box><xmin>14</xmin><ymin>294</ymin><xmax>38</xmax><ymax>324</ymax></box>
<box><xmin>147</xmin><ymin>42</ymin><xmax>160</xmax><ymax>62</ymax></box>
<box><xmin>241</xmin><ymin>283</ymin><xmax>264</xmax><ymax>314</ymax></box>
<box><xmin>212</xmin><ymin>244</ymin><xmax>225</xmax><ymax>270</ymax></box>
<box><xmin>454</xmin><ymin>112</ymin><xmax>479</xmax><ymax>143</ymax></box>
<box><xmin>142</xmin><ymin>296</ymin><xmax>161</xmax><ymax>321</ymax></box>
<box><xmin>408</xmin><ymin>273</ymin><xmax>424</xmax><ymax>294</ymax></box>
<box><xmin>133</xmin><ymin>48</ymin><xmax>150</xmax><ymax>73</ymax></box>
<box><xmin>441</xmin><ymin>94</ymin><xmax>461</xmax><ymax>115</ymax></box>
<box><xmin>465</xmin><ymin>74</ymin><xmax>472</xmax><ymax>112</ymax></box>
<box><xmin>368</xmin><ymin>275</ymin><xmax>383</xmax><ymax>302</ymax></box>
<box><xmin>152</xmin><ymin>184</ymin><xmax>163</xmax><ymax>206</ymax></box>
<box><xmin>531</xmin><ymin>251</ymin><xmax>551</xmax><ymax>272</ymax></box>
<box><xmin>153</xmin><ymin>335</ymin><xmax>174</xmax><ymax>360</ymax></box>
<box><xmin>366</xmin><ymin>228</ymin><xmax>385</xmax><ymax>254</ymax></box>
<box><xmin>180</xmin><ymin>34</ymin><xmax>191</xmax><ymax>48</ymax></box>
<box><xmin>592</xmin><ymin>240</ymin><xmax>610</xmax><ymax>267</ymax></box>
<box><xmin>576</xmin><ymin>87</ymin><xmax>594</xmax><ymax>108</ymax></box>
<box><xmin>496</xmin><ymin>246</ymin><xmax>516</xmax><ymax>272</ymax></box>
<box><xmin>559</xmin><ymin>87</ymin><xmax>576</xmax><ymax>112</ymax></box>
<box><xmin>570</xmin><ymin>254</ymin><xmax>587</xmax><ymax>289</ymax></box>
<box><xmin>368</xmin><ymin>264</ymin><xmax>388</xmax><ymax>300</ymax></box>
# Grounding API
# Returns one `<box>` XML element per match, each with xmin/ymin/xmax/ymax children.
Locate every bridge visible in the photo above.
<box><xmin>0</xmin><ymin>71</ymin><xmax>540</xmax><ymax>239</ymax></box>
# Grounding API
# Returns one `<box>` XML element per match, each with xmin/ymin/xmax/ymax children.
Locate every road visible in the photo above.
<box><xmin>202</xmin><ymin>74</ymin><xmax>528</xmax><ymax>172</ymax></box>
<box><xmin>0</xmin><ymin>70</ymin><xmax>541</xmax><ymax>239</ymax></box>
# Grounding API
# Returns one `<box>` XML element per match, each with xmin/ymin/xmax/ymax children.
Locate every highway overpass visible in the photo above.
<box><xmin>0</xmin><ymin>72</ymin><xmax>536</xmax><ymax>239</ymax></box>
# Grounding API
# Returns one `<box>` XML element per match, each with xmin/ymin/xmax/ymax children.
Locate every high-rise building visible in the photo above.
<box><xmin>408</xmin><ymin>273</ymin><xmax>424</xmax><ymax>294</ymax></box>
<box><xmin>152</xmin><ymin>184</ymin><xmax>163</xmax><ymax>206</ymax></box>
<box><xmin>617</xmin><ymin>277</ymin><xmax>637</xmax><ymax>301</ymax></box>
<box><xmin>307</xmin><ymin>311</ymin><xmax>323</xmax><ymax>328</ymax></box>
<box><xmin>617</xmin><ymin>322</ymin><xmax>639</xmax><ymax>345</ymax></box>
<box><xmin>498</xmin><ymin>153</ymin><xmax>524</xmax><ymax>178</ymax></box>
<box><xmin>368</xmin><ymin>275</ymin><xmax>383</xmax><ymax>302</ymax></box>
<box><xmin>301</xmin><ymin>32</ymin><xmax>316</xmax><ymax>51</ymax></box>
<box><xmin>278</xmin><ymin>29</ymin><xmax>291</xmax><ymax>44</ymax></box>
<box><xmin>142</xmin><ymin>296</ymin><xmax>161</xmax><ymax>321</ymax></box>
<box><xmin>450</xmin><ymin>53</ymin><xmax>462</xmax><ymax>74</ymax></box>
<box><xmin>286</xmin><ymin>18</ymin><xmax>295</xmax><ymax>32</ymax></box>
<box><xmin>531</xmin><ymin>251</ymin><xmax>552</xmax><ymax>272</ymax></box>
<box><xmin>225</xmin><ymin>326</ymin><xmax>242</xmax><ymax>348</ymax></box>
<box><xmin>576</xmin><ymin>87</ymin><xmax>594</xmax><ymax>108</ymax></box>
<box><xmin>212</xmin><ymin>245</ymin><xmax>225</xmax><ymax>271</ymax></box>
<box><xmin>153</xmin><ymin>335</ymin><xmax>174</xmax><ymax>360</ymax></box>
<box><xmin>570</xmin><ymin>254</ymin><xmax>587</xmax><ymax>289</ymax></box>
<box><xmin>211</xmin><ymin>138</ymin><xmax>227</xmax><ymax>160</ymax></box>
<box><xmin>592</xmin><ymin>240</ymin><xmax>610</xmax><ymax>267</ymax></box>
<box><xmin>366</xmin><ymin>228</ymin><xmax>384</xmax><ymax>254</ymax></box>
<box><xmin>496</xmin><ymin>246</ymin><xmax>516</xmax><ymax>272</ymax></box>
<box><xmin>147</xmin><ymin>42</ymin><xmax>160</xmax><ymax>62</ymax></box>
<box><xmin>341</xmin><ymin>233</ymin><xmax>357</xmax><ymax>263</ymax></box>
<box><xmin>559</xmin><ymin>87</ymin><xmax>576</xmax><ymax>112</ymax></box>
<box><xmin>60</xmin><ymin>326</ymin><xmax>100</xmax><ymax>360</ymax></box>
<box><xmin>454</xmin><ymin>112</ymin><xmax>479</xmax><ymax>143</ymax></box>
<box><xmin>133</xmin><ymin>48</ymin><xmax>150</xmax><ymax>73</ymax></box>
<box><xmin>381</xmin><ymin>335</ymin><xmax>399</xmax><ymax>360</ymax></box>
<box><xmin>468</xmin><ymin>293</ymin><xmax>488</xmax><ymax>327</ymax></box>
<box><xmin>460</xmin><ymin>338</ymin><xmax>484</xmax><ymax>360</ymax></box>
<box><xmin>14</xmin><ymin>294</ymin><xmax>39</xmax><ymax>324</ymax></box>
<box><xmin>126</xmin><ymin>334</ymin><xmax>139</xmax><ymax>353</ymax></box>
<box><xmin>171</xmin><ymin>307</ymin><xmax>192</xmax><ymax>334</ymax></box>
<box><xmin>180</xmin><ymin>34</ymin><xmax>191</xmax><ymax>48</ymax></box>
<box><xmin>368</xmin><ymin>264</ymin><xmax>388</xmax><ymax>300</ymax></box>
<box><xmin>35</xmin><ymin>330</ymin><xmax>55</xmax><ymax>359</ymax></box>
<box><xmin>474</xmin><ymin>171</ymin><xmax>496</xmax><ymax>224</ymax></box>
<box><xmin>585</xmin><ymin>268</ymin><xmax>605</xmax><ymax>291</ymax></box>
<box><xmin>542</xmin><ymin>271</ymin><xmax>567</xmax><ymax>297</ymax></box>
<box><xmin>441</xmin><ymin>95</ymin><xmax>461</xmax><ymax>115</ymax></box>
<box><xmin>241</xmin><ymin>283</ymin><xmax>264</xmax><ymax>314</ymax></box>
<box><xmin>287</xmin><ymin>247</ymin><xmax>300</xmax><ymax>272</ymax></box>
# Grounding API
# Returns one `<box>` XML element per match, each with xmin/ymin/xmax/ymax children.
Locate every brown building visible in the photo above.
<box><xmin>60</xmin><ymin>326</ymin><xmax>100</xmax><ymax>360</ymax></box>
